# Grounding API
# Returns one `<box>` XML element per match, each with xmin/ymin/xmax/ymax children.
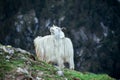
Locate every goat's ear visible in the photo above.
<box><xmin>61</xmin><ymin>27</ymin><xmax>66</xmax><ymax>30</ymax></box>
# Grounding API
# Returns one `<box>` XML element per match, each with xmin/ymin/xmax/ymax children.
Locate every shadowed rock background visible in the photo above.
<box><xmin>0</xmin><ymin>0</ymin><xmax>120</xmax><ymax>79</ymax></box>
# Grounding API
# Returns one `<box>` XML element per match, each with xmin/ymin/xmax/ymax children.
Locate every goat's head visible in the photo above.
<box><xmin>50</xmin><ymin>25</ymin><xmax>65</xmax><ymax>38</ymax></box>
<box><xmin>50</xmin><ymin>25</ymin><xmax>61</xmax><ymax>35</ymax></box>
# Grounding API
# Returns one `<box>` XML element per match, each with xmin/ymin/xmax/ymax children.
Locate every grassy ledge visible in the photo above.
<box><xmin>0</xmin><ymin>44</ymin><xmax>115</xmax><ymax>80</ymax></box>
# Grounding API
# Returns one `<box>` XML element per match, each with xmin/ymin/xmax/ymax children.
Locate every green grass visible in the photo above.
<box><xmin>0</xmin><ymin>56</ymin><xmax>115</xmax><ymax>80</ymax></box>
<box><xmin>0</xmin><ymin>45</ymin><xmax>115</xmax><ymax>80</ymax></box>
<box><xmin>64</xmin><ymin>69</ymin><xmax>114</xmax><ymax>80</ymax></box>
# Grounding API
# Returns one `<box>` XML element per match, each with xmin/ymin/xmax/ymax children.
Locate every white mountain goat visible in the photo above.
<box><xmin>34</xmin><ymin>25</ymin><xmax>74</xmax><ymax>69</ymax></box>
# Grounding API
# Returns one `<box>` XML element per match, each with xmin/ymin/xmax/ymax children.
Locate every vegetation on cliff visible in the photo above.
<box><xmin>0</xmin><ymin>44</ymin><xmax>114</xmax><ymax>80</ymax></box>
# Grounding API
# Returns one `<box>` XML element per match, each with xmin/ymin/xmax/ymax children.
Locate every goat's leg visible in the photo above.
<box><xmin>66</xmin><ymin>57</ymin><xmax>74</xmax><ymax>70</ymax></box>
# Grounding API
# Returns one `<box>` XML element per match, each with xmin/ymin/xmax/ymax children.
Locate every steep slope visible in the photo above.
<box><xmin>0</xmin><ymin>44</ymin><xmax>114</xmax><ymax>80</ymax></box>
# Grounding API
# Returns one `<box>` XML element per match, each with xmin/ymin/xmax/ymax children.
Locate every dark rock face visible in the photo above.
<box><xmin>0</xmin><ymin>0</ymin><xmax>120</xmax><ymax>79</ymax></box>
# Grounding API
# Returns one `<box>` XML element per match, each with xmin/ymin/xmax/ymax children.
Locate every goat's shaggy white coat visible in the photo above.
<box><xmin>34</xmin><ymin>25</ymin><xmax>74</xmax><ymax>69</ymax></box>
